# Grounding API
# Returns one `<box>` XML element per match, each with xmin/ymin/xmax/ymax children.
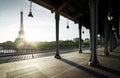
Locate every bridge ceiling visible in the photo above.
<box><xmin>32</xmin><ymin>0</ymin><xmax>120</xmax><ymax>34</ymax></box>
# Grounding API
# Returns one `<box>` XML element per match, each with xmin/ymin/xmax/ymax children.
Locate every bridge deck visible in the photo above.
<box><xmin>0</xmin><ymin>47</ymin><xmax>120</xmax><ymax>78</ymax></box>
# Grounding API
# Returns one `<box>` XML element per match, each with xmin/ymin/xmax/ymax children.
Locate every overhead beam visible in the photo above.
<box><xmin>73</xmin><ymin>0</ymin><xmax>86</xmax><ymax>9</ymax></box>
<box><xmin>67</xmin><ymin>4</ymin><xmax>88</xmax><ymax>14</ymax></box>
<box><xmin>57</xmin><ymin>0</ymin><xmax>71</xmax><ymax>12</ymax></box>
<box><xmin>73</xmin><ymin>0</ymin><xmax>89</xmax><ymax>10</ymax></box>
<box><xmin>72</xmin><ymin>13</ymin><xmax>83</xmax><ymax>20</ymax></box>
<box><xmin>32</xmin><ymin>0</ymin><xmax>54</xmax><ymax>12</ymax></box>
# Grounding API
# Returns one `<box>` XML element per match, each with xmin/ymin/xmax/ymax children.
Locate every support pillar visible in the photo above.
<box><xmin>103</xmin><ymin>18</ymin><xmax>109</xmax><ymax>55</ymax></box>
<box><xmin>78</xmin><ymin>24</ymin><xmax>82</xmax><ymax>53</ymax></box>
<box><xmin>55</xmin><ymin>12</ymin><xmax>61</xmax><ymax>59</ymax></box>
<box><xmin>89</xmin><ymin>0</ymin><xmax>99</xmax><ymax>66</ymax></box>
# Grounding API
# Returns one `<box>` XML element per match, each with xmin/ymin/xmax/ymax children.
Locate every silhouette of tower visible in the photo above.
<box><xmin>15</xmin><ymin>10</ymin><xmax>25</xmax><ymax>43</ymax></box>
<box><xmin>14</xmin><ymin>11</ymin><xmax>36</xmax><ymax>51</ymax></box>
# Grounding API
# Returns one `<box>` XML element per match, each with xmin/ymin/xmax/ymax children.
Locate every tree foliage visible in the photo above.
<box><xmin>0</xmin><ymin>39</ymin><xmax>91</xmax><ymax>50</ymax></box>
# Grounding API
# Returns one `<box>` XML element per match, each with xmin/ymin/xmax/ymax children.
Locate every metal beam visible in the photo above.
<box><xmin>57</xmin><ymin>0</ymin><xmax>71</xmax><ymax>12</ymax></box>
<box><xmin>72</xmin><ymin>13</ymin><xmax>83</xmax><ymax>20</ymax></box>
<box><xmin>73</xmin><ymin>0</ymin><xmax>89</xmax><ymax>10</ymax></box>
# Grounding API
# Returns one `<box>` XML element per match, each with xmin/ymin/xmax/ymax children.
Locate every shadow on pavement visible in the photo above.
<box><xmin>98</xmin><ymin>54</ymin><xmax>120</xmax><ymax>60</ymax></box>
<box><xmin>96</xmin><ymin>65</ymin><xmax>120</xmax><ymax>76</ymax></box>
<box><xmin>58</xmin><ymin>58</ymin><xmax>109</xmax><ymax>78</ymax></box>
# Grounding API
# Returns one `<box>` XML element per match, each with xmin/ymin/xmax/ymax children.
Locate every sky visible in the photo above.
<box><xmin>0</xmin><ymin>0</ymin><xmax>90</xmax><ymax>43</ymax></box>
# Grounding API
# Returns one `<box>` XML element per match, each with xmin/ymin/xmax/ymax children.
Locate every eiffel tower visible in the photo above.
<box><xmin>15</xmin><ymin>10</ymin><xmax>25</xmax><ymax>44</ymax></box>
<box><xmin>14</xmin><ymin>10</ymin><xmax>36</xmax><ymax>51</ymax></box>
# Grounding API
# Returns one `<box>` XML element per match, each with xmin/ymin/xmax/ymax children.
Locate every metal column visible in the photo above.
<box><xmin>89</xmin><ymin>0</ymin><xmax>99</xmax><ymax>66</ymax></box>
<box><xmin>55</xmin><ymin>12</ymin><xmax>61</xmax><ymax>59</ymax></box>
<box><xmin>78</xmin><ymin>24</ymin><xmax>82</xmax><ymax>53</ymax></box>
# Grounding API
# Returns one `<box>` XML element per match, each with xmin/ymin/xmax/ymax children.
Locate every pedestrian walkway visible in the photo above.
<box><xmin>0</xmin><ymin>46</ymin><xmax>120</xmax><ymax>78</ymax></box>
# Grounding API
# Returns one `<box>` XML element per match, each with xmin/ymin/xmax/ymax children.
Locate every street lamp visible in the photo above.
<box><xmin>66</xmin><ymin>18</ymin><xmax>69</xmax><ymax>29</ymax></box>
<box><xmin>28</xmin><ymin>0</ymin><xmax>33</xmax><ymax>18</ymax></box>
<box><xmin>107</xmin><ymin>0</ymin><xmax>113</xmax><ymax>21</ymax></box>
<box><xmin>107</xmin><ymin>10</ymin><xmax>113</xmax><ymax>21</ymax></box>
<box><xmin>82</xmin><ymin>30</ymin><xmax>84</xmax><ymax>34</ymax></box>
<box><xmin>82</xmin><ymin>26</ymin><xmax>84</xmax><ymax>34</ymax></box>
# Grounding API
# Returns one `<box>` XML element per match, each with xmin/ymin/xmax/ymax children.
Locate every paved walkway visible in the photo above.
<box><xmin>0</xmin><ymin>47</ymin><xmax>120</xmax><ymax>78</ymax></box>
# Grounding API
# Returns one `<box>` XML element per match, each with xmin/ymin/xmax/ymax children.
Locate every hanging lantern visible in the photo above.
<box><xmin>28</xmin><ymin>0</ymin><xmax>33</xmax><ymax>18</ymax></box>
<box><xmin>66</xmin><ymin>19</ymin><xmax>69</xmax><ymax>29</ymax></box>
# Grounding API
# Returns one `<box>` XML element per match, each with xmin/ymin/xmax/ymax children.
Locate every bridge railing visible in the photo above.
<box><xmin>0</xmin><ymin>47</ymin><xmax>37</xmax><ymax>57</ymax></box>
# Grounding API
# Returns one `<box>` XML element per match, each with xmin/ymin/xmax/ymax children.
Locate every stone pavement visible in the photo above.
<box><xmin>0</xmin><ymin>47</ymin><xmax>120</xmax><ymax>78</ymax></box>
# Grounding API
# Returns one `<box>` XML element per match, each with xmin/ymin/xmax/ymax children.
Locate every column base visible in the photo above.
<box><xmin>55</xmin><ymin>55</ymin><xmax>61</xmax><ymax>59</ymax></box>
<box><xmin>79</xmin><ymin>50</ymin><xmax>82</xmax><ymax>53</ymax></box>
<box><xmin>88</xmin><ymin>61</ymin><xmax>99</xmax><ymax>67</ymax></box>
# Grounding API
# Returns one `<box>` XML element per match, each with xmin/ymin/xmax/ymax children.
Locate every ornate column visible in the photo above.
<box><xmin>78</xmin><ymin>24</ymin><xmax>82</xmax><ymax>53</ymax></box>
<box><xmin>55</xmin><ymin>12</ymin><xmax>61</xmax><ymax>59</ymax></box>
<box><xmin>89</xmin><ymin>0</ymin><xmax>99</xmax><ymax>66</ymax></box>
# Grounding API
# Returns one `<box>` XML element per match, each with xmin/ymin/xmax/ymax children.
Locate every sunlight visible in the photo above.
<box><xmin>24</xmin><ymin>28</ymin><xmax>54</xmax><ymax>42</ymax></box>
<box><xmin>25</xmin><ymin>30</ymin><xmax>41</xmax><ymax>42</ymax></box>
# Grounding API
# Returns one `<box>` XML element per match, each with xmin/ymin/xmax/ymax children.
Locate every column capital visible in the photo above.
<box><xmin>55</xmin><ymin>12</ymin><xmax>60</xmax><ymax>21</ymax></box>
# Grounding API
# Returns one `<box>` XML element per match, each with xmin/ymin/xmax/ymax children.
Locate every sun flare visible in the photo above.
<box><xmin>25</xmin><ymin>30</ymin><xmax>41</xmax><ymax>42</ymax></box>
